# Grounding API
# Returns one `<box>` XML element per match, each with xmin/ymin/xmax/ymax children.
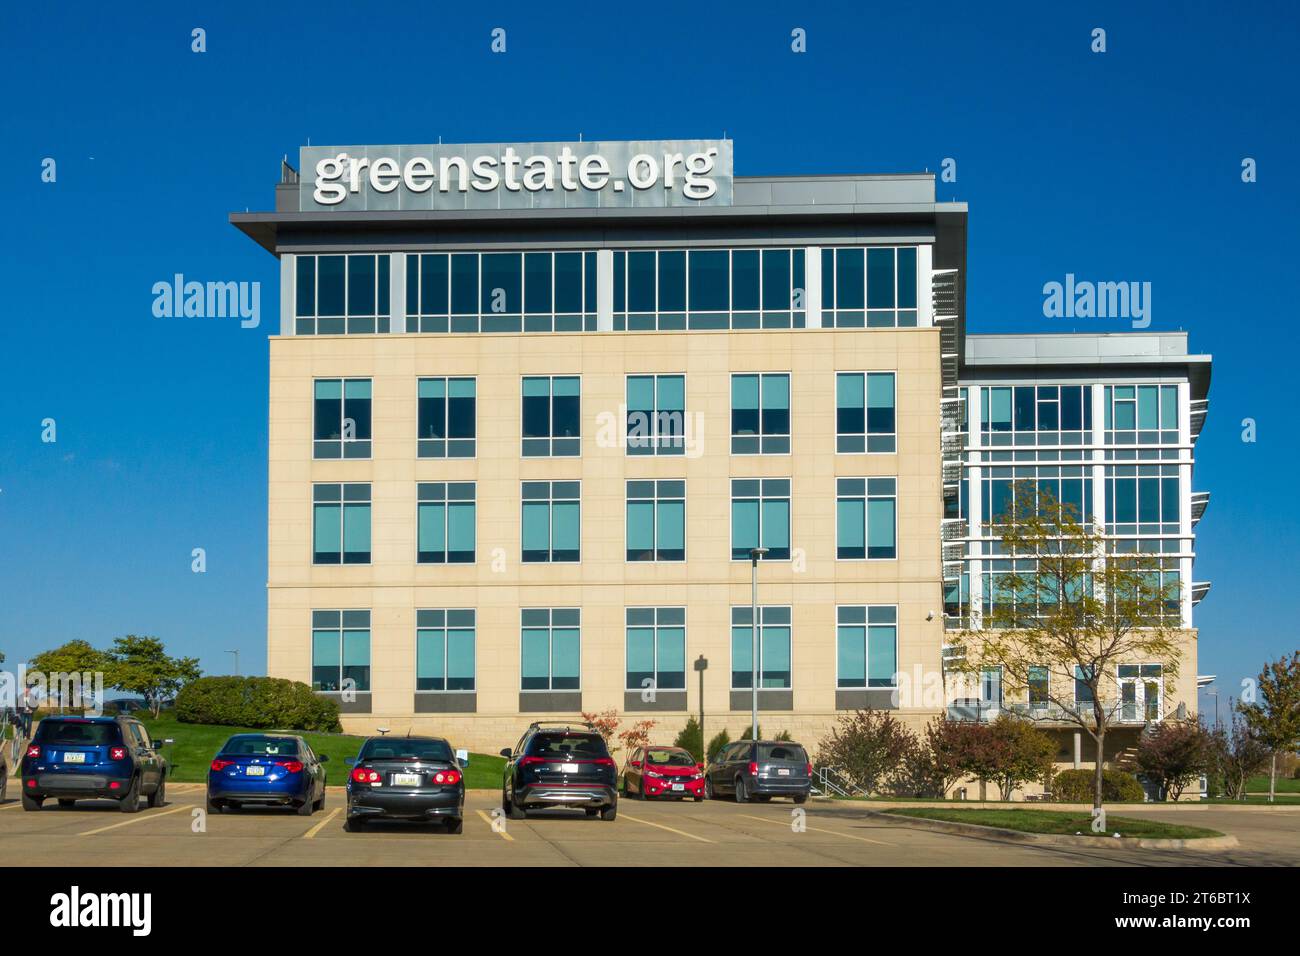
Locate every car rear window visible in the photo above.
<box><xmin>223</xmin><ymin>736</ymin><xmax>301</xmax><ymax>757</ymax></box>
<box><xmin>646</xmin><ymin>748</ymin><xmax>696</xmax><ymax>767</ymax></box>
<box><xmin>35</xmin><ymin>721</ymin><xmax>121</xmax><ymax>746</ymax></box>
<box><xmin>358</xmin><ymin>739</ymin><xmax>453</xmax><ymax>762</ymax></box>
<box><xmin>758</xmin><ymin>744</ymin><xmax>807</xmax><ymax>763</ymax></box>
<box><xmin>528</xmin><ymin>733</ymin><xmax>609</xmax><ymax>759</ymax></box>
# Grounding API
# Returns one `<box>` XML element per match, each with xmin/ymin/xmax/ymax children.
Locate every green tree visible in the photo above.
<box><xmin>706</xmin><ymin>729</ymin><xmax>731</xmax><ymax>762</ymax></box>
<box><xmin>1135</xmin><ymin>717</ymin><xmax>1216</xmax><ymax>801</ymax></box>
<box><xmin>105</xmin><ymin>635</ymin><xmax>201</xmax><ymax>718</ymax></box>
<box><xmin>815</xmin><ymin>709</ymin><xmax>915</xmax><ymax>795</ymax></box>
<box><xmin>957</xmin><ymin>482</ymin><xmax>1183</xmax><ymax>812</ymax></box>
<box><xmin>674</xmin><ymin>716</ymin><xmax>704</xmax><ymax>762</ymax></box>
<box><xmin>987</xmin><ymin>714</ymin><xmax>1057</xmax><ymax>801</ymax></box>
<box><xmin>1239</xmin><ymin>653</ymin><xmax>1300</xmax><ymax>803</ymax></box>
<box><xmin>28</xmin><ymin>640</ymin><xmax>112</xmax><ymax>711</ymax></box>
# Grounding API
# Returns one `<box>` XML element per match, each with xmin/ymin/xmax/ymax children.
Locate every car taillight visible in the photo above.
<box><xmin>351</xmin><ymin>767</ymin><xmax>380</xmax><ymax>784</ymax></box>
<box><xmin>592</xmin><ymin>757</ymin><xmax>616</xmax><ymax>767</ymax></box>
<box><xmin>211</xmin><ymin>759</ymin><xmax>235</xmax><ymax>772</ymax></box>
<box><xmin>110</xmin><ymin>747</ymin><xmax>127</xmax><ymax>761</ymax></box>
<box><xmin>748</xmin><ymin>761</ymin><xmax>758</xmax><ymax>776</ymax></box>
<box><xmin>518</xmin><ymin>756</ymin><xmax>546</xmax><ymax>766</ymax></box>
<box><xmin>274</xmin><ymin>760</ymin><xmax>304</xmax><ymax>773</ymax></box>
<box><xmin>25</xmin><ymin>745</ymin><xmax>40</xmax><ymax>759</ymax></box>
<box><xmin>433</xmin><ymin>769</ymin><xmax>462</xmax><ymax>785</ymax></box>
<box><xmin>806</xmin><ymin>762</ymin><xmax>814</xmax><ymax>777</ymax></box>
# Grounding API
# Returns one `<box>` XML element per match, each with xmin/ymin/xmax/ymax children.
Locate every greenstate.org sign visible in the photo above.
<box><xmin>300</xmin><ymin>139</ymin><xmax>733</xmax><ymax>211</ymax></box>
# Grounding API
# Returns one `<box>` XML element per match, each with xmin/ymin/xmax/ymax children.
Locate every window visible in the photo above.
<box><xmin>820</xmin><ymin>246</ymin><xmax>918</xmax><ymax>328</ymax></box>
<box><xmin>522</xmin><ymin>375</ymin><xmax>580</xmax><ymax>456</ymax></box>
<box><xmin>731</xmin><ymin>478</ymin><xmax>790</xmax><ymax>560</ymax></box>
<box><xmin>312</xmin><ymin>483</ymin><xmax>371</xmax><ymax>564</ymax></box>
<box><xmin>1074</xmin><ymin>665</ymin><xmax>1095</xmax><ymax>704</ymax></box>
<box><xmin>311</xmin><ymin>610</ymin><xmax>370</xmax><ymax>691</ymax></box>
<box><xmin>1105</xmin><ymin>384</ymin><xmax>1179</xmax><ymax>444</ymax></box>
<box><xmin>612</xmin><ymin>248</ymin><xmax>806</xmax><ymax>331</ymax></box>
<box><xmin>731</xmin><ymin>373</ymin><xmax>790</xmax><ymax>454</ymax></box>
<box><xmin>1118</xmin><ymin>664</ymin><xmax>1163</xmax><ymax>721</ymax></box>
<box><xmin>730</xmin><ymin>606</ymin><xmax>791</xmax><ymax>690</ymax></box>
<box><xmin>836</xmin><ymin>478</ymin><xmax>897</xmax><ymax>559</ymax></box>
<box><xmin>522</xmin><ymin>481</ymin><xmax>580</xmax><ymax>563</ymax></box>
<box><xmin>418</xmin><ymin>377</ymin><xmax>475</xmax><ymax>458</ymax></box>
<box><xmin>1028</xmin><ymin>665</ymin><xmax>1050</xmax><ymax>707</ymax></box>
<box><xmin>417</xmin><ymin>482</ymin><xmax>476</xmax><ymax>564</ymax></box>
<box><xmin>980</xmin><ymin>384</ymin><xmax>1093</xmax><ymax>446</ymax></box>
<box><xmin>626</xmin><ymin>374</ymin><xmax>685</xmax><ymax>455</ymax></box>
<box><xmin>625</xmin><ymin>607</ymin><xmax>686</xmax><ymax>691</ymax></box>
<box><xmin>1105</xmin><ymin>465</ymin><xmax>1180</xmax><ymax>533</ymax></box>
<box><xmin>416</xmin><ymin>609</ymin><xmax>475</xmax><ymax>691</ymax></box>
<box><xmin>313</xmin><ymin>379</ymin><xmax>372</xmax><ymax>459</ymax></box>
<box><xmin>406</xmin><ymin>251</ymin><xmax>597</xmax><ymax>334</ymax></box>
<box><xmin>295</xmin><ymin>254</ymin><xmax>390</xmax><ymax>334</ymax></box>
<box><xmin>836</xmin><ymin>372</ymin><xmax>896</xmax><ymax>453</ymax></box>
<box><xmin>836</xmin><ymin>606</ymin><xmax>898</xmax><ymax>688</ymax></box>
<box><xmin>980</xmin><ymin>667</ymin><xmax>1003</xmax><ymax>707</ymax></box>
<box><xmin>626</xmin><ymin>480</ymin><xmax>685</xmax><ymax>561</ymax></box>
<box><xmin>984</xmin><ymin>465</ymin><xmax>1093</xmax><ymax>525</ymax></box>
<box><xmin>520</xmin><ymin>608</ymin><xmax>580</xmax><ymax>691</ymax></box>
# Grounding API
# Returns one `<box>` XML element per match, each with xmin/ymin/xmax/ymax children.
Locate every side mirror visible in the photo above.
<box><xmin>499</xmin><ymin>748</ymin><xmax>512</xmax><ymax>759</ymax></box>
<box><xmin>318</xmin><ymin>754</ymin><xmax>330</xmax><ymax>762</ymax></box>
<box><xmin>455</xmin><ymin>748</ymin><xmax>470</xmax><ymax>766</ymax></box>
<box><xmin>629</xmin><ymin>761</ymin><xmax>642</xmax><ymax>769</ymax></box>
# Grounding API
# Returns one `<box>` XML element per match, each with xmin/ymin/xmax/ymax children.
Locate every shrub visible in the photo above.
<box><xmin>816</xmin><ymin>710</ymin><xmax>916</xmax><ymax>795</ymax></box>
<box><xmin>1135</xmin><ymin>718</ymin><xmax>1216</xmax><ymax>800</ymax></box>
<box><xmin>1051</xmin><ymin>767</ymin><xmax>1145</xmax><ymax>802</ymax></box>
<box><xmin>706</xmin><ymin>729</ymin><xmax>731</xmax><ymax>762</ymax></box>
<box><xmin>174</xmin><ymin>677</ymin><xmax>341</xmax><ymax>732</ymax></box>
<box><xmin>674</xmin><ymin>717</ymin><xmax>704</xmax><ymax>762</ymax></box>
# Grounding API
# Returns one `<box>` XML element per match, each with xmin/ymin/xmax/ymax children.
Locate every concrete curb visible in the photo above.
<box><xmin>861</xmin><ymin>809</ymin><xmax>1240</xmax><ymax>851</ymax></box>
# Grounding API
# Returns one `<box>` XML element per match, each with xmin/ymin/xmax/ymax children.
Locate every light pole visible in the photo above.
<box><xmin>226</xmin><ymin>649</ymin><xmax>240</xmax><ymax>677</ymax></box>
<box><xmin>694</xmin><ymin>655</ymin><xmax>708</xmax><ymax>763</ymax></box>
<box><xmin>749</xmin><ymin>547</ymin><xmax>768</xmax><ymax>741</ymax></box>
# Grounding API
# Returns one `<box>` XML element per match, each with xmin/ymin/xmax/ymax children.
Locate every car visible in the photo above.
<box><xmin>704</xmin><ymin>739</ymin><xmax>812</xmax><ymax>804</ymax></box>
<box><xmin>621</xmin><ymin>745</ymin><xmax>705</xmax><ymax>801</ymax></box>
<box><xmin>207</xmin><ymin>733</ymin><xmax>328</xmax><ymax>815</ymax></box>
<box><xmin>501</xmin><ymin>721</ymin><xmax>618</xmax><ymax>821</ymax></box>
<box><xmin>20</xmin><ymin>715</ymin><xmax>169</xmax><ymax>813</ymax></box>
<box><xmin>344</xmin><ymin>735</ymin><xmax>467</xmax><ymax>833</ymax></box>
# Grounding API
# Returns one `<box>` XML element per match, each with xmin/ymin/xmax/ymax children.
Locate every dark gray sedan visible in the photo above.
<box><xmin>345</xmin><ymin>736</ymin><xmax>467</xmax><ymax>833</ymax></box>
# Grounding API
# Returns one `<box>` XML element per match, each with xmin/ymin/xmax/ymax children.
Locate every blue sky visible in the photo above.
<box><xmin>1</xmin><ymin>1</ymin><xmax>1295</xmax><ymax>714</ymax></box>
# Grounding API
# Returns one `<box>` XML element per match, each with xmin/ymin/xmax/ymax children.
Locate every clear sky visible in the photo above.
<box><xmin>1</xmin><ymin>1</ymin><xmax>1295</xmax><ymax>716</ymax></box>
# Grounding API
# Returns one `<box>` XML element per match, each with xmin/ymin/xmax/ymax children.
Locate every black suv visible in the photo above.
<box><xmin>501</xmin><ymin>722</ymin><xmax>618</xmax><ymax>820</ymax></box>
<box><xmin>21</xmin><ymin>715</ymin><xmax>170</xmax><ymax>812</ymax></box>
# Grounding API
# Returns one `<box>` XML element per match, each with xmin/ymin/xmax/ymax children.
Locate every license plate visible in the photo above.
<box><xmin>392</xmin><ymin>773</ymin><xmax>421</xmax><ymax>787</ymax></box>
<box><xmin>777</xmin><ymin>768</ymin><xmax>790</xmax><ymax>776</ymax></box>
<box><xmin>245</xmin><ymin>765</ymin><xmax>265</xmax><ymax>776</ymax></box>
<box><xmin>561</xmin><ymin>763</ymin><xmax>579</xmax><ymax>774</ymax></box>
<box><xmin>63</xmin><ymin>752</ymin><xmax>86</xmax><ymax>764</ymax></box>
<box><xmin>671</xmin><ymin>783</ymin><xmax>685</xmax><ymax>791</ymax></box>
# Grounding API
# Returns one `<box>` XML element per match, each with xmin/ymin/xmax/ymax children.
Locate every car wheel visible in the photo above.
<box><xmin>734</xmin><ymin>777</ymin><xmax>749</xmax><ymax>803</ymax></box>
<box><xmin>344</xmin><ymin>815</ymin><xmax>364</xmax><ymax>832</ymax></box>
<box><xmin>58</xmin><ymin>798</ymin><xmax>77</xmax><ymax>808</ymax></box>
<box><xmin>147</xmin><ymin>774</ymin><xmax>166</xmax><ymax>808</ymax></box>
<box><xmin>21</xmin><ymin>791</ymin><xmax>43</xmax><ymax>811</ymax></box>
<box><xmin>793</xmin><ymin>793</ymin><xmax>808</xmax><ymax>805</ymax></box>
<box><xmin>600</xmin><ymin>803</ymin><xmax>617</xmax><ymax>821</ymax></box>
<box><xmin>313</xmin><ymin>790</ymin><xmax>325</xmax><ymax>811</ymax></box>
<box><xmin>505</xmin><ymin>788</ymin><xmax>526</xmax><ymax>820</ymax></box>
<box><xmin>0</xmin><ymin>772</ymin><xmax>6</xmax><ymax>803</ymax></box>
<box><xmin>296</xmin><ymin>796</ymin><xmax>314</xmax><ymax>816</ymax></box>
<box><xmin>445</xmin><ymin>817</ymin><xmax>463</xmax><ymax>834</ymax></box>
<box><xmin>705</xmin><ymin>776</ymin><xmax>715</xmax><ymax>800</ymax></box>
<box><xmin>206</xmin><ymin>797</ymin><xmax>222</xmax><ymax>814</ymax></box>
<box><xmin>119</xmin><ymin>775</ymin><xmax>141</xmax><ymax>813</ymax></box>
<box><xmin>694</xmin><ymin>796</ymin><xmax>704</xmax><ymax>802</ymax></box>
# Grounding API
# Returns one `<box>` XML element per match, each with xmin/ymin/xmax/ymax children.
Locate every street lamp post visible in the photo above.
<box><xmin>749</xmin><ymin>547</ymin><xmax>768</xmax><ymax>741</ymax></box>
<box><xmin>694</xmin><ymin>655</ymin><xmax>709</xmax><ymax>763</ymax></box>
<box><xmin>226</xmin><ymin>649</ymin><xmax>240</xmax><ymax>677</ymax></box>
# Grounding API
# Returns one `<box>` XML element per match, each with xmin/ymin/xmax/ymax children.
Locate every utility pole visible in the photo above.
<box><xmin>749</xmin><ymin>547</ymin><xmax>768</xmax><ymax>741</ymax></box>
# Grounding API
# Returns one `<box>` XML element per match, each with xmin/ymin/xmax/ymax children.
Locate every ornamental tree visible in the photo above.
<box><xmin>1238</xmin><ymin>653</ymin><xmax>1300</xmax><ymax>803</ymax></box>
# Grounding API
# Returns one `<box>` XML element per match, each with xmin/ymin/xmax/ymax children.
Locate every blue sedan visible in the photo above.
<box><xmin>206</xmin><ymin>734</ymin><xmax>327</xmax><ymax>815</ymax></box>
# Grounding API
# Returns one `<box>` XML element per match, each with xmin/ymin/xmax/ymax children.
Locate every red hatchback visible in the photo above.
<box><xmin>621</xmin><ymin>746</ymin><xmax>705</xmax><ymax>801</ymax></box>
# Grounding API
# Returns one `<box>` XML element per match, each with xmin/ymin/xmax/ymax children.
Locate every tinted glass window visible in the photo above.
<box><xmin>35</xmin><ymin>721</ymin><xmax>121</xmax><ymax>745</ymax></box>
<box><xmin>646</xmin><ymin>749</ymin><xmax>695</xmax><ymax>767</ymax></box>
<box><xmin>758</xmin><ymin>744</ymin><xmax>807</xmax><ymax>763</ymax></box>
<box><xmin>527</xmin><ymin>733</ymin><xmax>609</xmax><ymax>759</ymax></box>
<box><xmin>358</xmin><ymin>739</ymin><xmax>453</xmax><ymax>762</ymax></box>
<box><xmin>222</xmin><ymin>736</ymin><xmax>301</xmax><ymax>757</ymax></box>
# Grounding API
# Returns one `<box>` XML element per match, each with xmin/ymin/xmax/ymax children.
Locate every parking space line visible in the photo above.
<box><xmin>620</xmin><ymin>812</ymin><xmax>715</xmax><ymax>843</ymax></box>
<box><xmin>1</xmin><ymin>800</ymin><xmax>24</xmax><ymax>810</ymax></box>
<box><xmin>740</xmin><ymin>813</ymin><xmax>895</xmax><ymax>846</ymax></box>
<box><xmin>302</xmin><ymin>807</ymin><xmax>340</xmax><ymax>839</ymax></box>
<box><xmin>78</xmin><ymin>804</ymin><xmax>190</xmax><ymax>836</ymax></box>
<box><xmin>475</xmin><ymin>809</ymin><xmax>514</xmax><ymax>841</ymax></box>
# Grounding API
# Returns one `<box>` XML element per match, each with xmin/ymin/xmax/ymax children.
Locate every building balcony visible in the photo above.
<box><xmin>945</xmin><ymin>698</ymin><xmax>1161</xmax><ymax>726</ymax></box>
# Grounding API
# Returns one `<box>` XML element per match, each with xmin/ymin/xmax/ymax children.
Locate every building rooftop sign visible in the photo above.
<box><xmin>300</xmin><ymin>139</ymin><xmax>733</xmax><ymax>212</ymax></box>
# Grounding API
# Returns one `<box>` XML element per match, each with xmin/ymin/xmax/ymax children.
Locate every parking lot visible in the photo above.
<box><xmin>4</xmin><ymin>785</ymin><xmax>1298</xmax><ymax>867</ymax></box>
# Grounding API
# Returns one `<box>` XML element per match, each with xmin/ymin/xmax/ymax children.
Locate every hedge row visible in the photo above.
<box><xmin>1051</xmin><ymin>767</ymin><xmax>1145</xmax><ymax>802</ymax></box>
<box><xmin>174</xmin><ymin>677</ymin><xmax>341</xmax><ymax>733</ymax></box>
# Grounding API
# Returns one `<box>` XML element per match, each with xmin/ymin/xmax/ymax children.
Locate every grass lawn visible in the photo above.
<box><xmin>1245</xmin><ymin>775</ymin><xmax>1300</xmax><ymax>794</ymax></box>
<box><xmin>1209</xmin><ymin>794</ymin><xmax>1300</xmax><ymax>805</ymax></box>
<box><xmin>138</xmin><ymin>716</ymin><xmax>505</xmax><ymax>789</ymax></box>
<box><xmin>883</xmin><ymin>807</ymin><xmax>1224</xmax><ymax>840</ymax></box>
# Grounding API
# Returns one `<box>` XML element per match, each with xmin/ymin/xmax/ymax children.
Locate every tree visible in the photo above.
<box><xmin>1135</xmin><ymin>717</ymin><xmax>1215</xmax><ymax>801</ymax></box>
<box><xmin>1238</xmin><ymin>653</ymin><xmax>1300</xmax><ymax>803</ymax></box>
<box><xmin>986</xmin><ymin>714</ymin><xmax>1056</xmax><ymax>801</ymax></box>
<box><xmin>815</xmin><ymin>709</ymin><xmax>915</xmax><ymax>795</ymax></box>
<box><xmin>1211</xmin><ymin>710</ymin><xmax>1271</xmax><ymax>800</ymax></box>
<box><xmin>580</xmin><ymin>710</ymin><xmax>621</xmax><ymax>751</ymax></box>
<box><xmin>706</xmin><ymin>729</ymin><xmax>731</xmax><ymax>762</ymax></box>
<box><xmin>922</xmin><ymin>718</ymin><xmax>977</xmax><ymax>797</ymax></box>
<box><xmin>105</xmin><ymin>635</ymin><xmax>201</xmax><ymax>718</ymax></box>
<box><xmin>618</xmin><ymin>719</ymin><xmax>657</xmax><ymax>759</ymax></box>
<box><xmin>28</xmin><ymin>640</ymin><xmax>112</xmax><ymax>711</ymax></box>
<box><xmin>674</xmin><ymin>716</ymin><xmax>704</xmax><ymax>762</ymax></box>
<box><xmin>956</xmin><ymin>482</ymin><xmax>1184</xmax><ymax>811</ymax></box>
